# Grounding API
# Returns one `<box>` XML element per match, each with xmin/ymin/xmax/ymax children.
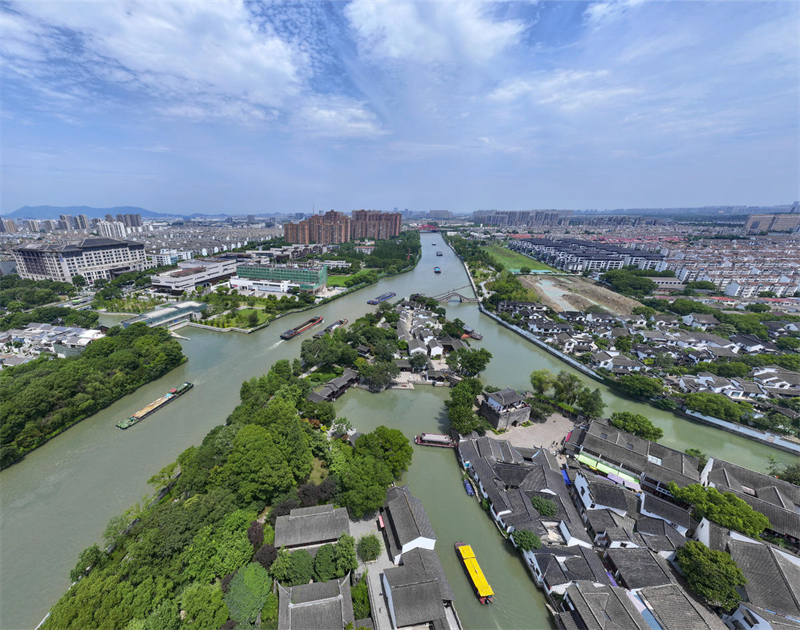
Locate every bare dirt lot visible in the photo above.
<box><xmin>520</xmin><ymin>275</ymin><xmax>643</xmax><ymax>316</ymax></box>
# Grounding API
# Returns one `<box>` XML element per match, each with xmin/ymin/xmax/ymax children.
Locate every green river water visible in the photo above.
<box><xmin>1</xmin><ymin>232</ymin><xmax>795</xmax><ymax>630</ymax></box>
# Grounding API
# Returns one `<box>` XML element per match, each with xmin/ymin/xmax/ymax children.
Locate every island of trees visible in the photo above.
<box><xmin>42</xmin><ymin>359</ymin><xmax>413</xmax><ymax>630</ymax></box>
<box><xmin>0</xmin><ymin>323</ymin><xmax>186</xmax><ymax>468</ymax></box>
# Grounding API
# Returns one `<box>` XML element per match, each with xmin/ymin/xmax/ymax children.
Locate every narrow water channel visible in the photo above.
<box><xmin>0</xmin><ymin>232</ymin><xmax>794</xmax><ymax>630</ymax></box>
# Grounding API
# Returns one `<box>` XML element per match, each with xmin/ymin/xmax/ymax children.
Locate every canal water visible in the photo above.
<box><xmin>0</xmin><ymin>233</ymin><xmax>795</xmax><ymax>630</ymax></box>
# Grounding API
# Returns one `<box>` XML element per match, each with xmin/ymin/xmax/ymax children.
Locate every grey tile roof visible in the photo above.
<box><xmin>384</xmin><ymin>485</ymin><xmax>436</xmax><ymax>549</ymax></box>
<box><xmin>488</xmin><ymin>387</ymin><xmax>525</xmax><ymax>406</ymax></box>
<box><xmin>274</xmin><ymin>504</ymin><xmax>350</xmax><ymax>548</ymax></box>
<box><xmin>640</xmin><ymin>494</ymin><xmax>694</xmax><ymax>530</ymax></box>
<box><xmin>278</xmin><ymin>576</ymin><xmax>354</xmax><ymax>630</ymax></box>
<box><xmin>398</xmin><ymin>548</ymin><xmax>455</xmax><ymax>601</ymax></box>
<box><xmin>738</xmin><ymin>604</ymin><xmax>800</xmax><ymax>630</ymax></box>
<box><xmin>560</xmin><ymin>581</ymin><xmax>650</xmax><ymax>630</ymax></box>
<box><xmin>639</xmin><ymin>584</ymin><xmax>728</xmax><ymax>630</ymax></box>
<box><xmin>728</xmin><ymin>540</ymin><xmax>800</xmax><ymax>620</ymax></box>
<box><xmin>383</xmin><ymin>564</ymin><xmax>446</xmax><ymax>626</ymax></box>
<box><xmin>606</xmin><ymin>547</ymin><xmax>675</xmax><ymax>590</ymax></box>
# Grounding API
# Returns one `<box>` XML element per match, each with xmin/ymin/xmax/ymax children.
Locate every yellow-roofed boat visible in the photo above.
<box><xmin>455</xmin><ymin>542</ymin><xmax>494</xmax><ymax>604</ymax></box>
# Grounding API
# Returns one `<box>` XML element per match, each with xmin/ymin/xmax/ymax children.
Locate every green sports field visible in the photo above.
<box><xmin>485</xmin><ymin>244</ymin><xmax>557</xmax><ymax>272</ymax></box>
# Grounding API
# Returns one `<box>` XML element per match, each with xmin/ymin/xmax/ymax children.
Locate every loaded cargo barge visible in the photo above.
<box><xmin>117</xmin><ymin>382</ymin><xmax>193</xmax><ymax>430</ymax></box>
<box><xmin>367</xmin><ymin>292</ymin><xmax>396</xmax><ymax>305</ymax></box>
<box><xmin>455</xmin><ymin>542</ymin><xmax>494</xmax><ymax>604</ymax></box>
<box><xmin>415</xmin><ymin>433</ymin><xmax>456</xmax><ymax>448</ymax></box>
<box><xmin>280</xmin><ymin>316</ymin><xmax>323</xmax><ymax>340</ymax></box>
<box><xmin>313</xmin><ymin>318</ymin><xmax>348</xmax><ymax>339</ymax></box>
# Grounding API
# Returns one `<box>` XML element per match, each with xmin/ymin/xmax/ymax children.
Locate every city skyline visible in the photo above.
<box><xmin>1</xmin><ymin>0</ymin><xmax>798</xmax><ymax>214</ymax></box>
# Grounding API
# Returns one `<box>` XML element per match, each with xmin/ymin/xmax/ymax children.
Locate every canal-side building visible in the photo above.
<box><xmin>273</xmin><ymin>504</ymin><xmax>350</xmax><ymax>551</ymax></box>
<box><xmin>477</xmin><ymin>388</ymin><xmax>531</xmax><ymax>430</ymax></box>
<box><xmin>12</xmin><ymin>237</ymin><xmax>146</xmax><ymax>284</ymax></box>
<box><xmin>381</xmin><ymin>485</ymin><xmax>437</xmax><ymax>564</ymax></box>
<box><xmin>382</xmin><ymin>548</ymin><xmax>454</xmax><ymax>630</ymax></box>
<box><xmin>150</xmin><ymin>258</ymin><xmax>237</xmax><ymax>294</ymax></box>
<box><xmin>235</xmin><ymin>262</ymin><xmax>328</xmax><ymax>294</ymax></box>
<box><xmin>121</xmin><ymin>301</ymin><xmax>207</xmax><ymax>328</ymax></box>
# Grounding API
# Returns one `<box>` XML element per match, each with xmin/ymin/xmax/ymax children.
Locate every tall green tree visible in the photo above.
<box><xmin>529</xmin><ymin>369</ymin><xmax>555</xmax><ymax>396</ymax></box>
<box><xmin>355</xmin><ymin>426</ymin><xmax>413</xmax><ymax>477</ymax></box>
<box><xmin>577</xmin><ymin>388</ymin><xmax>606</xmax><ymax>419</ymax></box>
<box><xmin>215</xmin><ymin>425</ymin><xmax>294</xmax><ymax>504</ymax></box>
<box><xmin>178</xmin><ymin>582</ymin><xmax>229</xmax><ymax>630</ymax></box>
<box><xmin>676</xmin><ymin>541</ymin><xmax>746</xmax><ymax>612</ymax></box>
<box><xmin>224</xmin><ymin>562</ymin><xmax>272</xmax><ymax>624</ymax></box>
<box><xmin>609</xmin><ymin>411</ymin><xmax>664</xmax><ymax>441</ymax></box>
<box><xmin>668</xmin><ymin>483</ymin><xmax>770</xmax><ymax>538</ymax></box>
<box><xmin>553</xmin><ymin>371</ymin><xmax>583</xmax><ymax>405</ymax></box>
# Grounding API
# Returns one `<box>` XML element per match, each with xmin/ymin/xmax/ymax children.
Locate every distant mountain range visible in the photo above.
<box><xmin>2</xmin><ymin>206</ymin><xmax>286</xmax><ymax>220</ymax></box>
<box><xmin>4</xmin><ymin>205</ymin><xmax>178</xmax><ymax>220</ymax></box>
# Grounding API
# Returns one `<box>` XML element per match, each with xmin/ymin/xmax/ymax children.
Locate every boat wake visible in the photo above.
<box><xmin>269</xmin><ymin>340</ymin><xmax>283</xmax><ymax>350</ymax></box>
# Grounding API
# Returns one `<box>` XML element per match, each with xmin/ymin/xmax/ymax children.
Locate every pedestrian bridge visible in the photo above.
<box><xmin>428</xmin><ymin>285</ymin><xmax>479</xmax><ymax>303</ymax></box>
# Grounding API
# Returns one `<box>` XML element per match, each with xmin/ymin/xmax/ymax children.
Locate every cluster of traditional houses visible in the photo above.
<box><xmin>497</xmin><ymin>300</ymin><xmax>800</xmax><ymax>402</ymax></box>
<box><xmin>457</xmin><ymin>420</ymin><xmax>800</xmax><ymax>630</ymax></box>
<box><xmin>274</xmin><ymin>488</ymin><xmax>458</xmax><ymax>630</ymax></box>
<box><xmin>0</xmin><ymin>321</ymin><xmax>106</xmax><ymax>368</ymax></box>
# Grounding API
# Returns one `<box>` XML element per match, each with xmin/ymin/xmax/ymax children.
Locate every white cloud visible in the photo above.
<box><xmin>1</xmin><ymin>1</ymin><xmax>305</xmax><ymax>119</ymax></box>
<box><xmin>344</xmin><ymin>1</ymin><xmax>526</xmax><ymax>64</ymax></box>
<box><xmin>294</xmin><ymin>98</ymin><xmax>386</xmax><ymax>138</ymax></box>
<box><xmin>490</xmin><ymin>69</ymin><xmax>638</xmax><ymax>111</ymax></box>
<box><xmin>584</xmin><ymin>0</ymin><xmax>648</xmax><ymax>26</ymax></box>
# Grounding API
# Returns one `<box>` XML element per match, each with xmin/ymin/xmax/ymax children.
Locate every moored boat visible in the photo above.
<box><xmin>313</xmin><ymin>318</ymin><xmax>348</xmax><ymax>339</ymax></box>
<box><xmin>415</xmin><ymin>433</ymin><xmax>456</xmax><ymax>448</ymax></box>
<box><xmin>464</xmin><ymin>479</ymin><xmax>475</xmax><ymax>496</ymax></box>
<box><xmin>367</xmin><ymin>292</ymin><xmax>396</xmax><ymax>305</ymax></box>
<box><xmin>455</xmin><ymin>542</ymin><xmax>494</xmax><ymax>604</ymax></box>
<box><xmin>117</xmin><ymin>382</ymin><xmax>193</xmax><ymax>430</ymax></box>
<box><xmin>280</xmin><ymin>316</ymin><xmax>323</xmax><ymax>340</ymax></box>
<box><xmin>436</xmin><ymin>251</ymin><xmax>443</xmax><ymax>256</ymax></box>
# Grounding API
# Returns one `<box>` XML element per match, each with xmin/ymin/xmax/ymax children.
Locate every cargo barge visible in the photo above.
<box><xmin>117</xmin><ymin>382</ymin><xmax>193</xmax><ymax>429</ymax></box>
<box><xmin>313</xmin><ymin>318</ymin><xmax>348</xmax><ymax>339</ymax></box>
<box><xmin>367</xmin><ymin>292</ymin><xmax>396</xmax><ymax>305</ymax></box>
<box><xmin>280</xmin><ymin>315</ymin><xmax>323</xmax><ymax>340</ymax></box>
<box><xmin>455</xmin><ymin>542</ymin><xmax>494</xmax><ymax>604</ymax></box>
<box><xmin>434</xmin><ymin>267</ymin><xmax>441</xmax><ymax>274</ymax></box>
<box><xmin>415</xmin><ymin>433</ymin><xmax>456</xmax><ymax>448</ymax></box>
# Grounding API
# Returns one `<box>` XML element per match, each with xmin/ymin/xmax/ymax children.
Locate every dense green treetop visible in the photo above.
<box><xmin>676</xmin><ymin>541</ymin><xmax>746</xmax><ymax>612</ymax></box>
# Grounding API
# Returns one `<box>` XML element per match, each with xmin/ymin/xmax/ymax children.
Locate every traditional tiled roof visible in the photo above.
<box><xmin>274</xmin><ymin>505</ymin><xmax>350</xmax><ymax>549</ymax></box>
<box><xmin>728</xmin><ymin>540</ymin><xmax>800</xmax><ymax>620</ymax></box>
<box><xmin>278</xmin><ymin>576</ymin><xmax>354</xmax><ymax>630</ymax></box>
<box><xmin>639</xmin><ymin>584</ymin><xmax>728</xmax><ymax>630</ymax></box>
<box><xmin>559</xmin><ymin>581</ymin><xmax>650</xmax><ymax>630</ymax></box>
<box><xmin>384</xmin><ymin>485</ymin><xmax>436</xmax><ymax>553</ymax></box>
<box><xmin>606</xmin><ymin>547</ymin><xmax>675</xmax><ymax>590</ymax></box>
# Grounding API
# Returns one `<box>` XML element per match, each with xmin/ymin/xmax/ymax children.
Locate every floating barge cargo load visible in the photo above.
<box><xmin>280</xmin><ymin>316</ymin><xmax>323</xmax><ymax>340</ymax></box>
<box><xmin>313</xmin><ymin>318</ymin><xmax>348</xmax><ymax>339</ymax></box>
<box><xmin>117</xmin><ymin>382</ymin><xmax>193</xmax><ymax>430</ymax></box>
<box><xmin>415</xmin><ymin>433</ymin><xmax>456</xmax><ymax>448</ymax></box>
<box><xmin>455</xmin><ymin>542</ymin><xmax>494</xmax><ymax>604</ymax></box>
<box><xmin>367</xmin><ymin>292</ymin><xmax>396</xmax><ymax>305</ymax></box>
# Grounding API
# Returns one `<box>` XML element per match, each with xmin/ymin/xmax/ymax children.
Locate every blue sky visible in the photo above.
<box><xmin>1</xmin><ymin>0</ymin><xmax>798</xmax><ymax>215</ymax></box>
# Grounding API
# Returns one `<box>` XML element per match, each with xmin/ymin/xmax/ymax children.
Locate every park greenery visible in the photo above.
<box><xmin>0</xmin><ymin>275</ymin><xmax>77</xmax><ymax>311</ymax></box>
<box><xmin>676</xmin><ymin>541</ymin><xmax>747</xmax><ymax>612</ymax></box>
<box><xmin>684</xmin><ymin>392</ymin><xmax>753</xmax><ymax>423</ymax></box>
<box><xmin>0</xmin><ymin>323</ymin><xmax>185</xmax><ymax>468</ymax></box>
<box><xmin>609</xmin><ymin>411</ymin><xmax>664</xmax><ymax>441</ymax></box>
<box><xmin>43</xmin><ymin>359</ymin><xmax>411</xmax><ymax>630</ymax></box>
<box><xmin>446</xmin><ymin>347</ymin><xmax>493</xmax><ymax>377</ymax></box>
<box><xmin>445</xmin><ymin>377</ymin><xmax>486</xmax><ymax>435</ymax></box>
<box><xmin>667</xmin><ymin>482</ymin><xmax>770</xmax><ymax>538</ymax></box>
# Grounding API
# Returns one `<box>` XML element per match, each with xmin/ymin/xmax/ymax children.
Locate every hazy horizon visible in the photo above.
<box><xmin>2</xmin><ymin>1</ymin><xmax>798</xmax><ymax>215</ymax></box>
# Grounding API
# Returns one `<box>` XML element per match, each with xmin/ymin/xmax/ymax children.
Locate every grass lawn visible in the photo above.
<box><xmin>308</xmin><ymin>457</ymin><xmax>328</xmax><ymax>484</ymax></box>
<box><xmin>485</xmin><ymin>244</ymin><xmax>557</xmax><ymax>272</ymax></box>
<box><xmin>326</xmin><ymin>268</ymin><xmax>373</xmax><ymax>287</ymax></box>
